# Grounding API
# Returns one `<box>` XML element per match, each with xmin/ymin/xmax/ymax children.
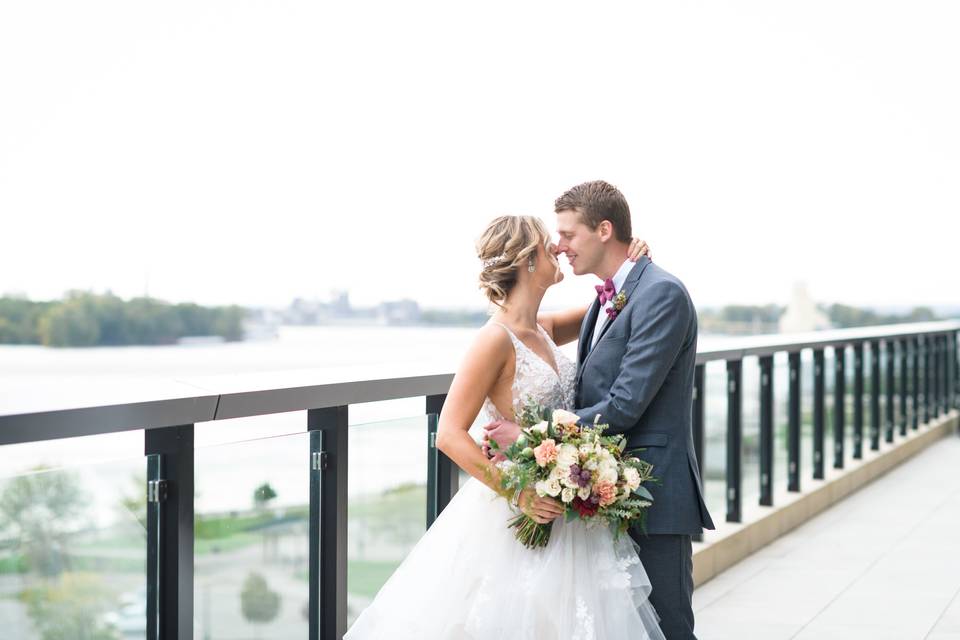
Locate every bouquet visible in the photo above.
<box><xmin>485</xmin><ymin>400</ymin><xmax>657</xmax><ymax>549</ymax></box>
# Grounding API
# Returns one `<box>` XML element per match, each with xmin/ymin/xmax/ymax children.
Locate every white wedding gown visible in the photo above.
<box><xmin>344</xmin><ymin>323</ymin><xmax>664</xmax><ymax>640</ymax></box>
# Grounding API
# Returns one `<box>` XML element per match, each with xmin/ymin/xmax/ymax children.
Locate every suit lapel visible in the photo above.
<box><xmin>577</xmin><ymin>297</ymin><xmax>601</xmax><ymax>373</ymax></box>
<box><xmin>578</xmin><ymin>257</ymin><xmax>653</xmax><ymax>378</ymax></box>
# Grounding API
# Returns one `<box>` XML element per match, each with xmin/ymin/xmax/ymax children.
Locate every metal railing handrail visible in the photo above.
<box><xmin>695</xmin><ymin>320</ymin><xmax>960</xmax><ymax>363</ymax></box>
<box><xmin>2</xmin><ymin>320</ymin><xmax>958</xmax><ymax>447</ymax></box>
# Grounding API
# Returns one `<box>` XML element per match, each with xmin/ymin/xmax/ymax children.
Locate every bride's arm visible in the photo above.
<box><xmin>538</xmin><ymin>306</ymin><xmax>590</xmax><ymax>347</ymax></box>
<box><xmin>435</xmin><ymin>326</ymin><xmax>564</xmax><ymax>524</ymax></box>
<box><xmin>435</xmin><ymin>325</ymin><xmax>514</xmax><ymax>494</ymax></box>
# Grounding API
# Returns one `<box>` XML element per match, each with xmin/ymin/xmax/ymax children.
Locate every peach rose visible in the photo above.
<box><xmin>533</xmin><ymin>438</ymin><xmax>559</xmax><ymax>467</ymax></box>
<box><xmin>595</xmin><ymin>480</ymin><xmax>618</xmax><ymax>507</ymax></box>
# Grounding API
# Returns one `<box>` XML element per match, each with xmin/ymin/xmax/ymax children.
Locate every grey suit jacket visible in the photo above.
<box><xmin>574</xmin><ymin>256</ymin><xmax>715</xmax><ymax>535</ymax></box>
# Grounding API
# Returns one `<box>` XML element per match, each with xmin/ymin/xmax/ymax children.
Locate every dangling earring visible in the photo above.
<box><xmin>528</xmin><ymin>256</ymin><xmax>536</xmax><ymax>272</ymax></box>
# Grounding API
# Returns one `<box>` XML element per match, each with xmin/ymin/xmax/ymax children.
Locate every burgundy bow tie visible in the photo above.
<box><xmin>595</xmin><ymin>278</ymin><xmax>616</xmax><ymax>305</ymax></box>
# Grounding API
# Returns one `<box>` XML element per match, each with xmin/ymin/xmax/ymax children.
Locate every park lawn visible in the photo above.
<box><xmin>347</xmin><ymin>559</ymin><xmax>401</xmax><ymax>599</ymax></box>
<box><xmin>348</xmin><ymin>483</ymin><xmax>426</xmax><ymax>521</ymax></box>
<box><xmin>195</xmin><ymin>531</ymin><xmax>261</xmax><ymax>555</ymax></box>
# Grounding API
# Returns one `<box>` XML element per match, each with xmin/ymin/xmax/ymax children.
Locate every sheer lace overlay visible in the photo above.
<box><xmin>480</xmin><ymin>322</ymin><xmax>577</xmax><ymax>423</ymax></box>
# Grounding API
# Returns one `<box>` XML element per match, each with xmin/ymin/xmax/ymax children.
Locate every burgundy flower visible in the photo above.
<box><xmin>572</xmin><ymin>496</ymin><xmax>598</xmax><ymax>518</ymax></box>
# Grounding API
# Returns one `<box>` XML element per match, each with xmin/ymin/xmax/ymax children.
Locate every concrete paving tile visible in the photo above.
<box><xmin>697</xmin><ymin>622</ymin><xmax>799</xmax><ymax>640</ymax></box>
<box><xmin>812</xmin><ymin>591</ymin><xmax>947</xmax><ymax>628</ymax></box>
<box><xmin>793</xmin><ymin>621</ymin><xmax>930</xmax><ymax>640</ymax></box>
<box><xmin>696</xmin><ymin>437</ymin><xmax>960</xmax><ymax>639</ymax></box>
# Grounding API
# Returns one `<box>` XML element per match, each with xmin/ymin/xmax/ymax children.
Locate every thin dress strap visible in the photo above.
<box><xmin>490</xmin><ymin>321</ymin><xmax>520</xmax><ymax>347</ymax></box>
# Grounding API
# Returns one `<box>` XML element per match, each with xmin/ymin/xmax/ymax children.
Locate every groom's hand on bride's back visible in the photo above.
<box><xmin>481</xmin><ymin>419</ymin><xmax>521</xmax><ymax>462</ymax></box>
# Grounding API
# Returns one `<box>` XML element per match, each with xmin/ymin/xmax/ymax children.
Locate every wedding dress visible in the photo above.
<box><xmin>344</xmin><ymin>322</ymin><xmax>664</xmax><ymax>639</ymax></box>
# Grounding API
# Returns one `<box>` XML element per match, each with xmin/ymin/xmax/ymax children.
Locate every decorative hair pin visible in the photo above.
<box><xmin>482</xmin><ymin>255</ymin><xmax>506</xmax><ymax>269</ymax></box>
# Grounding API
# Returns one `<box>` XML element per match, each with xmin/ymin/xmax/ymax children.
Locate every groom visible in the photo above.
<box><xmin>484</xmin><ymin>180</ymin><xmax>714</xmax><ymax>639</ymax></box>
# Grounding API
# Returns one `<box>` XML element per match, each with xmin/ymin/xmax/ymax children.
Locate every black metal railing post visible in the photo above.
<box><xmin>933</xmin><ymin>335</ymin><xmax>941</xmax><ymax>420</ymax></box>
<box><xmin>922</xmin><ymin>335</ymin><xmax>931</xmax><ymax>425</ymax></box>
<box><xmin>941</xmin><ymin>334</ymin><xmax>948</xmax><ymax>415</ymax></box>
<box><xmin>726</xmin><ymin>359</ymin><xmax>742</xmax><ymax>522</ymax></box>
<box><xmin>759</xmin><ymin>356</ymin><xmax>774</xmax><ymax>506</ymax></box>
<box><xmin>813</xmin><ymin>349</ymin><xmax>825</xmax><ymax>479</ymax></box>
<box><xmin>833</xmin><ymin>346</ymin><xmax>846</xmax><ymax>469</ymax></box>
<box><xmin>948</xmin><ymin>333</ymin><xmax>955</xmax><ymax>410</ymax></box>
<box><xmin>899</xmin><ymin>338</ymin><xmax>909</xmax><ymax>437</ymax></box>
<box><xmin>910</xmin><ymin>336</ymin><xmax>920</xmax><ymax>431</ymax></box>
<box><xmin>853</xmin><ymin>344</ymin><xmax>864</xmax><ymax>459</ymax></box>
<box><xmin>940</xmin><ymin>334</ymin><xmax>949</xmax><ymax>415</ymax></box>
<box><xmin>788</xmin><ymin>352</ymin><xmax>801</xmax><ymax>492</ymax></box>
<box><xmin>145</xmin><ymin>424</ymin><xmax>194</xmax><ymax>640</ymax></box>
<box><xmin>426</xmin><ymin>394</ymin><xmax>458</xmax><ymax>528</ymax></box>
<box><xmin>944</xmin><ymin>334</ymin><xmax>952</xmax><ymax>413</ymax></box>
<box><xmin>870</xmin><ymin>341</ymin><xmax>881</xmax><ymax>450</ymax></box>
<box><xmin>952</xmin><ymin>332</ymin><xmax>959</xmax><ymax>410</ymax></box>
<box><xmin>954</xmin><ymin>331</ymin><xmax>960</xmax><ymax>410</ymax></box>
<box><xmin>308</xmin><ymin>406</ymin><xmax>348</xmax><ymax>640</ymax></box>
<box><xmin>885</xmin><ymin>340</ymin><xmax>895</xmax><ymax>443</ymax></box>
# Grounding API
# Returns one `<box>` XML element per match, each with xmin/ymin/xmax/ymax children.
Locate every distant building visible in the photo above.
<box><xmin>378</xmin><ymin>299</ymin><xmax>421</xmax><ymax>325</ymax></box>
<box><xmin>779</xmin><ymin>283</ymin><xmax>831</xmax><ymax>333</ymax></box>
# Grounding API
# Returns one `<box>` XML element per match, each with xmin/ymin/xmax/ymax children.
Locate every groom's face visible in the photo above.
<box><xmin>555</xmin><ymin>209</ymin><xmax>602</xmax><ymax>277</ymax></box>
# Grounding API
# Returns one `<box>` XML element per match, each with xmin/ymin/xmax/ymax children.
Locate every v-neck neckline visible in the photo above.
<box><xmin>497</xmin><ymin>322</ymin><xmax>561</xmax><ymax>379</ymax></box>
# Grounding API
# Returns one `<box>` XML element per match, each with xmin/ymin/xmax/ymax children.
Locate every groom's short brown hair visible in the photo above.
<box><xmin>554</xmin><ymin>180</ymin><xmax>632</xmax><ymax>243</ymax></box>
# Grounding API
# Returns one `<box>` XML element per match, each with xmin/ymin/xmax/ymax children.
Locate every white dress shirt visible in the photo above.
<box><xmin>591</xmin><ymin>258</ymin><xmax>635</xmax><ymax>347</ymax></box>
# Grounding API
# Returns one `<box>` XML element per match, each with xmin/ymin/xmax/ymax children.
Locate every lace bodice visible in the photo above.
<box><xmin>480</xmin><ymin>322</ymin><xmax>577</xmax><ymax>423</ymax></box>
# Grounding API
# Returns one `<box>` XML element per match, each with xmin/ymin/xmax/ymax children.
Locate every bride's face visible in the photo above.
<box><xmin>533</xmin><ymin>240</ymin><xmax>564</xmax><ymax>289</ymax></box>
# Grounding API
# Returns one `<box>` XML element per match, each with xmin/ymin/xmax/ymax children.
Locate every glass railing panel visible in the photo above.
<box><xmin>0</xmin><ymin>456</ymin><xmax>147</xmax><ymax>639</ymax></box>
<box><xmin>347</xmin><ymin>415</ymin><xmax>427</xmax><ymax>630</ymax></box>
<box><xmin>193</xmin><ymin>420</ymin><xmax>310</xmax><ymax>639</ymax></box>
<box><xmin>702</xmin><ymin>360</ymin><xmax>728</xmax><ymax>521</ymax></box>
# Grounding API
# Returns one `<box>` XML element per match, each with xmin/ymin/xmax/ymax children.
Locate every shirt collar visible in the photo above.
<box><xmin>608</xmin><ymin>258</ymin><xmax>634</xmax><ymax>298</ymax></box>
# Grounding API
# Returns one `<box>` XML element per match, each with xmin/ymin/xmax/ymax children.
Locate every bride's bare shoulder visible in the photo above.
<box><xmin>475</xmin><ymin>322</ymin><xmax>513</xmax><ymax>353</ymax></box>
<box><xmin>455</xmin><ymin>322</ymin><xmax>512</xmax><ymax>369</ymax></box>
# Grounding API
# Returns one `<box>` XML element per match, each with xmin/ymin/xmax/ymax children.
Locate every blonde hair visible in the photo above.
<box><xmin>476</xmin><ymin>215</ymin><xmax>551</xmax><ymax>308</ymax></box>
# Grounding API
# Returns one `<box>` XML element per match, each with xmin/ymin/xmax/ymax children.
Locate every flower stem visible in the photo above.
<box><xmin>507</xmin><ymin>513</ymin><xmax>552</xmax><ymax>549</ymax></box>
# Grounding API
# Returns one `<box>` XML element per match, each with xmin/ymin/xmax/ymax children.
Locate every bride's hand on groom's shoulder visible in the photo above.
<box><xmin>629</xmin><ymin>237</ymin><xmax>652</xmax><ymax>262</ymax></box>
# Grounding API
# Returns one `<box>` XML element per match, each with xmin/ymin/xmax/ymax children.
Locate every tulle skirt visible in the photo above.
<box><xmin>344</xmin><ymin>475</ymin><xmax>664</xmax><ymax>640</ymax></box>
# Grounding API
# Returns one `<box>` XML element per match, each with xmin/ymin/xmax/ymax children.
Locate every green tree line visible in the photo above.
<box><xmin>699</xmin><ymin>303</ymin><xmax>939</xmax><ymax>334</ymax></box>
<box><xmin>0</xmin><ymin>291</ymin><xmax>246</xmax><ymax>347</ymax></box>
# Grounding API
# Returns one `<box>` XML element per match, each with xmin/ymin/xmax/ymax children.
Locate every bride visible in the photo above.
<box><xmin>343</xmin><ymin>215</ymin><xmax>665</xmax><ymax>639</ymax></box>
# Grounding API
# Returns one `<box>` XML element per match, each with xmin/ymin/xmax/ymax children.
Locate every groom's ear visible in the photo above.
<box><xmin>597</xmin><ymin>220</ymin><xmax>615</xmax><ymax>243</ymax></box>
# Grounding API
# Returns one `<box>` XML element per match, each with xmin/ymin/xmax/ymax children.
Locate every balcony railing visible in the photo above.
<box><xmin>1</xmin><ymin>321</ymin><xmax>958</xmax><ymax>639</ymax></box>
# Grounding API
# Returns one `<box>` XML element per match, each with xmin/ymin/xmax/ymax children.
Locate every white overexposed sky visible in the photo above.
<box><xmin>1</xmin><ymin>1</ymin><xmax>958</xmax><ymax>311</ymax></box>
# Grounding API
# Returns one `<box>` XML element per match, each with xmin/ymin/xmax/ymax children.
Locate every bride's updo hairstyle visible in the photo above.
<box><xmin>476</xmin><ymin>215</ymin><xmax>551</xmax><ymax>309</ymax></box>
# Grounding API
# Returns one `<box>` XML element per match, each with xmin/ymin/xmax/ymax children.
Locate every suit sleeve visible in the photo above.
<box><xmin>574</xmin><ymin>281</ymin><xmax>691</xmax><ymax>435</ymax></box>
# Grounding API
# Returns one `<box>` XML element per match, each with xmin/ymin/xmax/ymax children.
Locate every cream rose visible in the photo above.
<box><xmin>598</xmin><ymin>467</ymin><xmax>618</xmax><ymax>485</ymax></box>
<box><xmin>557</xmin><ymin>443</ymin><xmax>579</xmax><ymax>467</ymax></box>
<box><xmin>622</xmin><ymin>466</ymin><xmax>641</xmax><ymax>490</ymax></box>
<box><xmin>552</xmin><ymin>409</ymin><xmax>581</xmax><ymax>427</ymax></box>
<box><xmin>544</xmin><ymin>478</ymin><xmax>562</xmax><ymax>497</ymax></box>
